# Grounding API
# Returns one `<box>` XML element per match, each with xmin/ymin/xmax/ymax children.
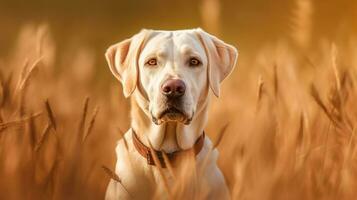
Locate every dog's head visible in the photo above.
<box><xmin>106</xmin><ymin>28</ymin><xmax>238</xmax><ymax>125</ymax></box>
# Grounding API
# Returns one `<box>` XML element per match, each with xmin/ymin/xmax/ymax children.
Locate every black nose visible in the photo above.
<box><xmin>161</xmin><ymin>79</ymin><xmax>186</xmax><ymax>98</ymax></box>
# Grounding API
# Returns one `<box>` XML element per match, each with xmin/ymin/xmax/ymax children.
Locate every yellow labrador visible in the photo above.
<box><xmin>105</xmin><ymin>28</ymin><xmax>237</xmax><ymax>200</ymax></box>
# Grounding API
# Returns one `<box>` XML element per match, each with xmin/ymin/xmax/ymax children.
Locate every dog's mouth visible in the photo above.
<box><xmin>160</xmin><ymin>107</ymin><xmax>184</xmax><ymax>118</ymax></box>
<box><xmin>152</xmin><ymin>106</ymin><xmax>192</xmax><ymax>125</ymax></box>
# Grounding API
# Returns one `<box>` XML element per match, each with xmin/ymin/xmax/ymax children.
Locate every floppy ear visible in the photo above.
<box><xmin>105</xmin><ymin>29</ymin><xmax>150</xmax><ymax>98</ymax></box>
<box><xmin>195</xmin><ymin>28</ymin><xmax>238</xmax><ymax>97</ymax></box>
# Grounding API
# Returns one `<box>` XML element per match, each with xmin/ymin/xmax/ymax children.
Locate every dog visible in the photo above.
<box><xmin>105</xmin><ymin>28</ymin><xmax>238</xmax><ymax>200</ymax></box>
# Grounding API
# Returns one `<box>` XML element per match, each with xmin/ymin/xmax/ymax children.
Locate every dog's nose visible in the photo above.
<box><xmin>161</xmin><ymin>79</ymin><xmax>186</xmax><ymax>98</ymax></box>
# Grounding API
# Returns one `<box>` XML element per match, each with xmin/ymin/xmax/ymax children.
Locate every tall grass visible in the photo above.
<box><xmin>1</xmin><ymin>17</ymin><xmax>357</xmax><ymax>200</ymax></box>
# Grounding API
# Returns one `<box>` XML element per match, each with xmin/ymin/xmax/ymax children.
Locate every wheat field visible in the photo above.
<box><xmin>1</xmin><ymin>1</ymin><xmax>357</xmax><ymax>200</ymax></box>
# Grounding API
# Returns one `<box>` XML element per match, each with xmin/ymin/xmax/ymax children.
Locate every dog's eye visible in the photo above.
<box><xmin>189</xmin><ymin>58</ymin><xmax>201</xmax><ymax>67</ymax></box>
<box><xmin>146</xmin><ymin>58</ymin><xmax>157</xmax><ymax>66</ymax></box>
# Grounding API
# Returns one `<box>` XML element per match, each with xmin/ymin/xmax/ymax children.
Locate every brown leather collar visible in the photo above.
<box><xmin>132</xmin><ymin>130</ymin><xmax>205</xmax><ymax>168</ymax></box>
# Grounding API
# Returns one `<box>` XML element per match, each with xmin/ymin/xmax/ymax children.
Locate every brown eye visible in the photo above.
<box><xmin>189</xmin><ymin>58</ymin><xmax>201</xmax><ymax>66</ymax></box>
<box><xmin>146</xmin><ymin>58</ymin><xmax>157</xmax><ymax>66</ymax></box>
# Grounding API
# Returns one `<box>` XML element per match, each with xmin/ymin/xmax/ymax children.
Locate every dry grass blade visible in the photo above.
<box><xmin>273</xmin><ymin>64</ymin><xmax>279</xmax><ymax>98</ymax></box>
<box><xmin>256</xmin><ymin>75</ymin><xmax>264</xmax><ymax>113</ymax></box>
<box><xmin>0</xmin><ymin>112</ymin><xmax>42</xmax><ymax>129</ymax></box>
<box><xmin>162</xmin><ymin>153</ymin><xmax>176</xmax><ymax>181</ymax></box>
<box><xmin>35</xmin><ymin>122</ymin><xmax>51</xmax><ymax>152</ymax></box>
<box><xmin>102</xmin><ymin>165</ymin><xmax>120</xmax><ymax>182</ymax></box>
<box><xmin>45</xmin><ymin>99</ymin><xmax>57</xmax><ymax>130</ymax></box>
<box><xmin>331</xmin><ymin>43</ymin><xmax>341</xmax><ymax>91</ymax></box>
<box><xmin>0</xmin><ymin>80</ymin><xmax>4</xmax><ymax>107</ymax></box>
<box><xmin>0</xmin><ymin>111</ymin><xmax>3</xmax><ymax>123</ymax></box>
<box><xmin>334</xmin><ymin>126</ymin><xmax>356</xmax><ymax>194</ymax></box>
<box><xmin>102</xmin><ymin>165</ymin><xmax>132</xmax><ymax>197</ymax></box>
<box><xmin>213</xmin><ymin>122</ymin><xmax>230</xmax><ymax>148</ymax></box>
<box><xmin>16</xmin><ymin>58</ymin><xmax>29</xmax><ymax>90</ymax></box>
<box><xmin>199</xmin><ymin>123</ymin><xmax>230</xmax><ymax>177</ymax></box>
<box><xmin>345</xmin><ymin>127</ymin><xmax>356</xmax><ymax>162</ymax></box>
<box><xmin>310</xmin><ymin>84</ymin><xmax>341</xmax><ymax>129</ymax></box>
<box><xmin>44</xmin><ymin>157</ymin><xmax>59</xmax><ymax>198</ymax></box>
<box><xmin>118</xmin><ymin>127</ymin><xmax>128</xmax><ymax>150</ymax></box>
<box><xmin>82</xmin><ymin>106</ymin><xmax>99</xmax><ymax>142</ymax></box>
<box><xmin>147</xmin><ymin>139</ymin><xmax>172</xmax><ymax>199</ymax></box>
<box><xmin>322</xmin><ymin>122</ymin><xmax>331</xmax><ymax>171</ymax></box>
<box><xmin>351</xmin><ymin>130</ymin><xmax>357</xmax><ymax>159</ymax></box>
<box><xmin>78</xmin><ymin>97</ymin><xmax>90</xmax><ymax>138</ymax></box>
<box><xmin>257</xmin><ymin>75</ymin><xmax>264</xmax><ymax>102</ymax></box>
<box><xmin>0</xmin><ymin>73</ymin><xmax>13</xmax><ymax>107</ymax></box>
<box><xmin>197</xmin><ymin>123</ymin><xmax>230</xmax><ymax>182</ymax></box>
<box><xmin>296</xmin><ymin>112</ymin><xmax>304</xmax><ymax>147</ymax></box>
<box><xmin>28</xmin><ymin>116</ymin><xmax>37</xmax><ymax>149</ymax></box>
<box><xmin>17</xmin><ymin>56</ymin><xmax>43</xmax><ymax>92</ymax></box>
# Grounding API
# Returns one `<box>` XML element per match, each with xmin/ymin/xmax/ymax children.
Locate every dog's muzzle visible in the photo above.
<box><xmin>151</xmin><ymin>78</ymin><xmax>192</xmax><ymax>125</ymax></box>
<box><xmin>151</xmin><ymin>106</ymin><xmax>192</xmax><ymax>125</ymax></box>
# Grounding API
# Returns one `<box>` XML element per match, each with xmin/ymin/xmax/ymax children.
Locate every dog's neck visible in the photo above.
<box><xmin>130</xmin><ymin>93</ymin><xmax>209</xmax><ymax>153</ymax></box>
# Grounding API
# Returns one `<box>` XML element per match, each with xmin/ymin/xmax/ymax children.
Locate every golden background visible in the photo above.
<box><xmin>0</xmin><ymin>0</ymin><xmax>357</xmax><ymax>199</ymax></box>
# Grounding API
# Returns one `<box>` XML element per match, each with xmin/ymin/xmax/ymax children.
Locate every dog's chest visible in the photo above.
<box><xmin>110</xmin><ymin>131</ymin><xmax>214</xmax><ymax>199</ymax></box>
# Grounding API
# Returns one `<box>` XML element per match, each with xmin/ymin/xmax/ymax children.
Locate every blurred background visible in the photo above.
<box><xmin>1</xmin><ymin>0</ymin><xmax>357</xmax><ymax>64</ymax></box>
<box><xmin>2</xmin><ymin>0</ymin><xmax>357</xmax><ymax>105</ymax></box>
<box><xmin>1</xmin><ymin>0</ymin><xmax>357</xmax><ymax>199</ymax></box>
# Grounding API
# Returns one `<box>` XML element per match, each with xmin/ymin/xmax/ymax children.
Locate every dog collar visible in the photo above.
<box><xmin>131</xmin><ymin>130</ymin><xmax>205</xmax><ymax>168</ymax></box>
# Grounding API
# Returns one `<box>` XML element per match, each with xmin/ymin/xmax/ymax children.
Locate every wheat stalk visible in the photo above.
<box><xmin>0</xmin><ymin>112</ymin><xmax>42</xmax><ymax>129</ymax></box>
<box><xmin>102</xmin><ymin>165</ymin><xmax>132</xmax><ymax>198</ymax></box>
<box><xmin>27</xmin><ymin>115</ymin><xmax>37</xmax><ymax>149</ymax></box>
<box><xmin>162</xmin><ymin>153</ymin><xmax>176</xmax><ymax>181</ymax></box>
<box><xmin>77</xmin><ymin>97</ymin><xmax>90</xmax><ymax>140</ymax></box>
<box><xmin>310</xmin><ymin>84</ymin><xmax>342</xmax><ymax>129</ymax></box>
<box><xmin>0</xmin><ymin>73</ymin><xmax>13</xmax><ymax>108</ymax></box>
<box><xmin>82</xmin><ymin>106</ymin><xmax>99</xmax><ymax>142</ymax></box>
<box><xmin>45</xmin><ymin>99</ymin><xmax>57</xmax><ymax>130</ymax></box>
<box><xmin>213</xmin><ymin>122</ymin><xmax>229</xmax><ymax>148</ymax></box>
<box><xmin>35</xmin><ymin>122</ymin><xmax>51</xmax><ymax>152</ymax></box>
<box><xmin>118</xmin><ymin>127</ymin><xmax>129</xmax><ymax>150</ymax></box>
<box><xmin>16</xmin><ymin>57</ymin><xmax>43</xmax><ymax>93</ymax></box>
<box><xmin>200</xmin><ymin>123</ymin><xmax>229</xmax><ymax>177</ymax></box>
<box><xmin>147</xmin><ymin>138</ymin><xmax>173</xmax><ymax>199</ymax></box>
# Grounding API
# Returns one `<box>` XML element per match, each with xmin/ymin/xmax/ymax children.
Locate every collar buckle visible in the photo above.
<box><xmin>146</xmin><ymin>152</ymin><xmax>153</xmax><ymax>165</ymax></box>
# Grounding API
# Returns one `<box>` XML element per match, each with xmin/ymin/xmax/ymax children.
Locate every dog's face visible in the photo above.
<box><xmin>138</xmin><ymin>31</ymin><xmax>208</xmax><ymax>125</ymax></box>
<box><xmin>105</xmin><ymin>29</ymin><xmax>238</xmax><ymax>125</ymax></box>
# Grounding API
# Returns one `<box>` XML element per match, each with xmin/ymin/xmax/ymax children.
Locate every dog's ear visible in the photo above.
<box><xmin>195</xmin><ymin>28</ymin><xmax>238</xmax><ymax>97</ymax></box>
<box><xmin>105</xmin><ymin>29</ymin><xmax>150</xmax><ymax>98</ymax></box>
